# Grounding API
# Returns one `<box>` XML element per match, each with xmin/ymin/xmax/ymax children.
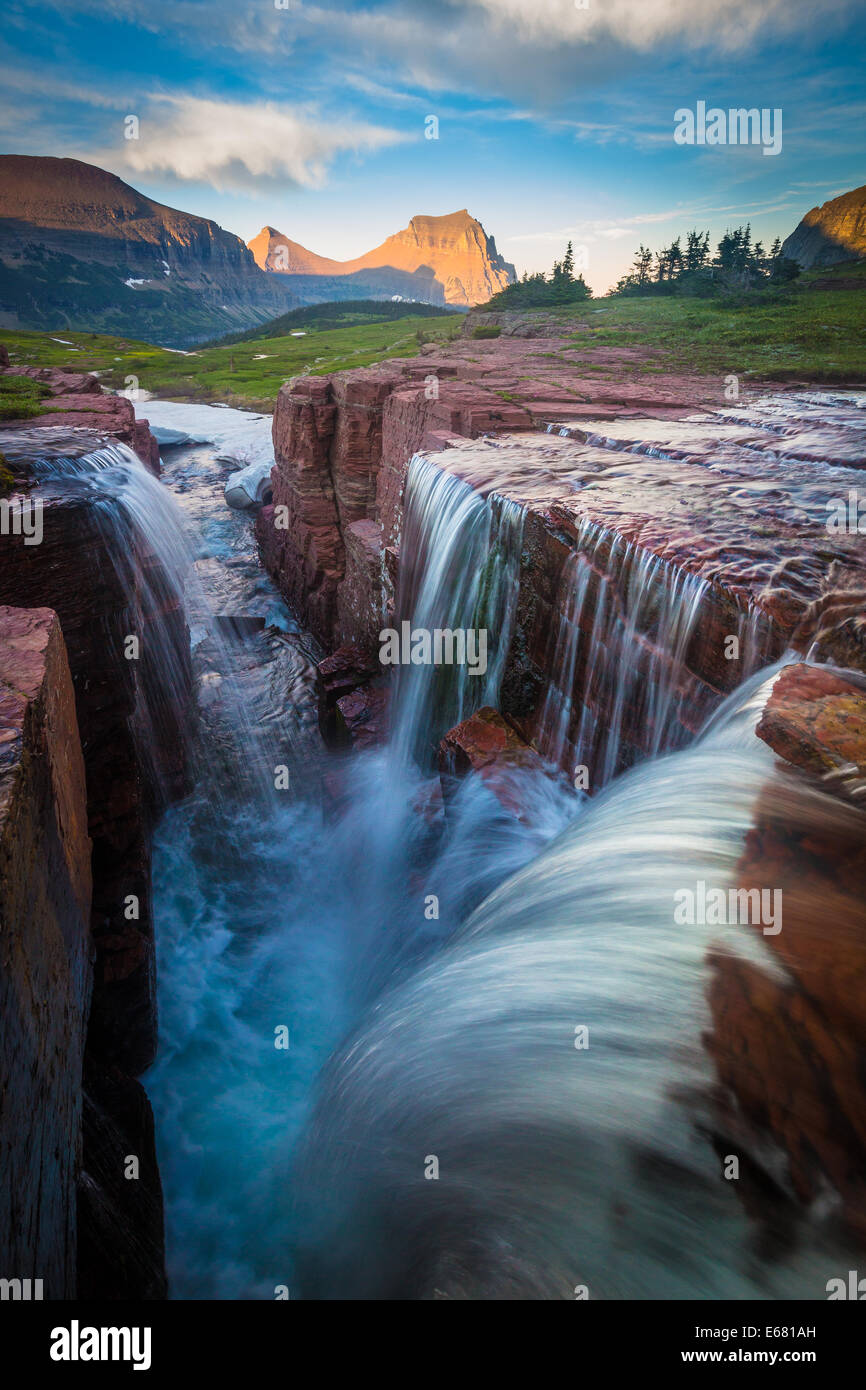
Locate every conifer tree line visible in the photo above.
<box><xmin>487</xmin><ymin>241</ymin><xmax>592</xmax><ymax>308</ymax></box>
<box><xmin>614</xmin><ymin>224</ymin><xmax>800</xmax><ymax>294</ymax></box>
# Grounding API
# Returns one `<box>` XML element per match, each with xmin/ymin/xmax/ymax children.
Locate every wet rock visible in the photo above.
<box><xmin>261</xmin><ymin>363</ymin><xmax>534</xmax><ymax>650</ymax></box>
<box><xmin>0</xmin><ymin>606</ymin><xmax>92</xmax><ymax>1298</ymax></box>
<box><xmin>439</xmin><ymin>706</ymin><xmax>550</xmax><ymax>821</ymax></box>
<box><xmin>0</xmin><ymin>362</ymin><xmax>161</xmax><ymax>475</ymax></box>
<box><xmin>316</xmin><ymin>642</ymin><xmax>380</xmax><ymax>744</ymax></box>
<box><xmin>259</xmin><ymin>343</ymin><xmax>865</xmax><ymax>797</ymax></box>
<box><xmin>335</xmin><ymin>684</ymin><xmax>389</xmax><ymax>750</ymax></box>
<box><xmin>756</xmin><ymin>662</ymin><xmax>866</xmax><ymax>789</ymax></box>
<box><xmin>707</xmin><ymin>660</ymin><xmax>866</xmax><ymax>1237</ymax></box>
<box><xmin>0</xmin><ymin>466</ymin><xmax>192</xmax><ymax>1076</ymax></box>
<box><xmin>77</xmin><ymin>1059</ymin><xmax>166</xmax><ymax>1300</ymax></box>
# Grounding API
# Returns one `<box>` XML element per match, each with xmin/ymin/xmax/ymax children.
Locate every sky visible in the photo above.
<box><xmin>2</xmin><ymin>0</ymin><xmax>865</xmax><ymax>293</ymax></box>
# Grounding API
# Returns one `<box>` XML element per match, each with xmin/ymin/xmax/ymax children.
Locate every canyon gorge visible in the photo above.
<box><xmin>0</xmin><ymin>315</ymin><xmax>865</xmax><ymax>1300</ymax></box>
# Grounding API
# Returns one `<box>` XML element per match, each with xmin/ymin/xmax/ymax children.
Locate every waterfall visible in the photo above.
<box><xmin>390</xmin><ymin>452</ymin><xmax>526</xmax><ymax>766</ymax></box>
<box><xmin>534</xmin><ymin>519</ymin><xmax>746</xmax><ymax>783</ymax></box>
<box><xmin>133</xmin><ymin>407</ymin><xmax>573</xmax><ymax>1299</ymax></box>
<box><xmin>13</xmin><ymin>395</ymin><xmax>850</xmax><ymax>1302</ymax></box>
<box><xmin>291</xmin><ymin>665</ymin><xmax>863</xmax><ymax>1300</ymax></box>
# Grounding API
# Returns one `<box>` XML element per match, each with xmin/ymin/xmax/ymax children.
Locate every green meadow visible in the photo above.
<box><xmin>511</xmin><ymin>263</ymin><xmax>866</xmax><ymax>382</ymax></box>
<box><xmin>0</xmin><ymin>311</ymin><xmax>464</xmax><ymax>413</ymax></box>
<box><xmin>1</xmin><ymin>263</ymin><xmax>863</xmax><ymax>417</ymax></box>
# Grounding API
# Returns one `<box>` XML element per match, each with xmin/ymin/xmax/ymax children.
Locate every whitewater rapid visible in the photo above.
<box><xmin>134</xmin><ymin>399</ymin><xmax>859</xmax><ymax>1300</ymax></box>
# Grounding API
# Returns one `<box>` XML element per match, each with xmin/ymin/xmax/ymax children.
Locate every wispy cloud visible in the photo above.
<box><xmin>84</xmin><ymin>95</ymin><xmax>409</xmax><ymax>192</ymax></box>
<box><xmin>504</xmin><ymin>193</ymin><xmax>807</xmax><ymax>247</ymax></box>
<box><xmin>463</xmin><ymin>0</ymin><xmax>846</xmax><ymax>51</ymax></box>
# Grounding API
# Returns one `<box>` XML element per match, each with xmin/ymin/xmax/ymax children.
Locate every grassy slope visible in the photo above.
<box><xmin>2</xmin><ymin>265</ymin><xmax>863</xmax><ymax>412</ymax></box>
<box><xmin>507</xmin><ymin>263</ymin><xmax>866</xmax><ymax>381</ymax></box>
<box><xmin>0</xmin><ymin>371</ymin><xmax>53</xmax><ymax>420</ymax></box>
<box><xmin>0</xmin><ymin>313</ymin><xmax>463</xmax><ymax>411</ymax></box>
<box><xmin>204</xmin><ymin>299</ymin><xmax>462</xmax><ymax>347</ymax></box>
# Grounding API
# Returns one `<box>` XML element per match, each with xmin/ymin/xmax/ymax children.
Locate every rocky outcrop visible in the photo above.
<box><xmin>250</xmin><ymin>209</ymin><xmax>515</xmax><ymax>308</ymax></box>
<box><xmin>782</xmin><ymin>184</ymin><xmax>866</xmax><ymax>269</ymax></box>
<box><xmin>258</xmin><ymin>327</ymin><xmax>866</xmax><ymax>788</ymax></box>
<box><xmin>257</xmin><ymin>357</ymin><xmax>533</xmax><ymax>649</ymax></box>
<box><xmin>1</xmin><ymin>363</ymin><xmax>160</xmax><ymax>473</ymax></box>
<box><xmin>755</xmin><ymin>663</ymin><xmax>866</xmax><ymax>785</ymax></box>
<box><xmin>439</xmin><ymin>706</ymin><xmax>550</xmax><ymax>821</ymax></box>
<box><xmin>0</xmin><ymin>606</ymin><xmax>92</xmax><ymax>1299</ymax></box>
<box><xmin>0</xmin><ymin>374</ymin><xmax>189</xmax><ymax>1297</ymax></box>
<box><xmin>316</xmin><ymin>643</ymin><xmax>380</xmax><ymax>744</ymax></box>
<box><xmin>707</xmin><ymin>663</ymin><xmax>866</xmax><ymax>1236</ymax></box>
<box><xmin>77</xmin><ymin>1060</ymin><xmax>166</xmax><ymax>1300</ymax></box>
<box><xmin>0</xmin><ymin>156</ymin><xmax>295</xmax><ymax>347</ymax></box>
<box><xmin>0</xmin><ymin>469</ymin><xmax>188</xmax><ymax>1074</ymax></box>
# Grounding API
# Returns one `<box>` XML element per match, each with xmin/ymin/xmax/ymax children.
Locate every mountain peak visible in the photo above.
<box><xmin>249</xmin><ymin>209</ymin><xmax>515</xmax><ymax>306</ymax></box>
<box><xmin>782</xmin><ymin>183</ymin><xmax>866</xmax><ymax>269</ymax></box>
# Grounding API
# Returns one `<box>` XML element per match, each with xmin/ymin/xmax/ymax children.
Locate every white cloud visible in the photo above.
<box><xmin>463</xmin><ymin>0</ymin><xmax>847</xmax><ymax>51</ymax></box>
<box><xmin>87</xmin><ymin>95</ymin><xmax>408</xmax><ymax>191</ymax></box>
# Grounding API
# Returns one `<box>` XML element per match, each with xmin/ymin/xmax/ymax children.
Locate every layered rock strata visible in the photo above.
<box><xmin>0</xmin><ymin>607</ymin><xmax>91</xmax><ymax>1298</ymax></box>
<box><xmin>258</xmin><ymin>333</ymin><xmax>866</xmax><ymax>783</ymax></box>
<box><xmin>707</xmin><ymin>663</ymin><xmax>866</xmax><ymax>1237</ymax></box>
<box><xmin>0</xmin><ymin>361</ymin><xmax>179</xmax><ymax>1297</ymax></box>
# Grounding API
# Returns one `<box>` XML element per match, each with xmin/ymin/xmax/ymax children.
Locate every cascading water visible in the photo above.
<box><xmin>391</xmin><ymin>451</ymin><xmax>526</xmax><ymax>766</ymax></box>
<box><xmin>19</xmin><ymin>394</ymin><xmax>857</xmax><ymax>1301</ymax></box>
<box><xmin>2</xmin><ymin>431</ymin><xmax>199</xmax><ymax>806</ymax></box>
<box><xmin>534</xmin><ymin>518</ymin><xmax>713</xmax><ymax>783</ymax></box>
<box><xmin>135</xmin><ymin>405</ymin><xmax>573</xmax><ymax>1299</ymax></box>
<box><xmin>291</xmin><ymin>665</ymin><xmax>864</xmax><ymax>1299</ymax></box>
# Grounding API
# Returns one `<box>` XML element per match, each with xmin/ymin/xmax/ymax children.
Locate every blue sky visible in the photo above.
<box><xmin>2</xmin><ymin>0</ymin><xmax>864</xmax><ymax>291</ymax></box>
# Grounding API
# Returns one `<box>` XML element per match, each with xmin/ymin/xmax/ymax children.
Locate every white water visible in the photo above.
<box><xmin>37</xmin><ymin>398</ymin><xmax>858</xmax><ymax>1300</ymax></box>
<box><xmin>534</xmin><ymin>517</ymin><xmax>712</xmax><ymax>784</ymax></box>
<box><xmin>391</xmin><ymin>453</ymin><xmax>526</xmax><ymax>766</ymax></box>
<box><xmin>292</xmin><ymin>667</ymin><xmax>862</xmax><ymax>1299</ymax></box>
<box><xmin>138</xmin><ymin>407</ymin><xmax>575</xmax><ymax>1299</ymax></box>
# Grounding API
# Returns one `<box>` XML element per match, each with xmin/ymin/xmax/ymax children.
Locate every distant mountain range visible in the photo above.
<box><xmin>248</xmin><ymin>210</ymin><xmax>516</xmax><ymax>308</ymax></box>
<box><xmin>782</xmin><ymin>183</ymin><xmax>866</xmax><ymax>269</ymax></box>
<box><xmin>0</xmin><ymin>156</ymin><xmax>297</xmax><ymax>348</ymax></box>
<box><xmin>3</xmin><ymin>153</ymin><xmax>860</xmax><ymax>350</ymax></box>
<box><xmin>0</xmin><ymin>156</ymin><xmax>515</xmax><ymax>347</ymax></box>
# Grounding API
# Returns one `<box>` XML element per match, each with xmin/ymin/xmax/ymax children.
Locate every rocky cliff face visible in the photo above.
<box><xmin>2</xmin><ymin>365</ymin><xmax>160</xmax><ymax>472</ymax></box>
<box><xmin>0</xmin><ymin>362</ymin><xmax>183</xmax><ymax>1297</ymax></box>
<box><xmin>258</xmin><ymin>321</ymin><xmax>866</xmax><ymax>791</ymax></box>
<box><xmin>707</xmin><ymin>663</ymin><xmax>866</xmax><ymax>1237</ymax></box>
<box><xmin>782</xmin><ymin>183</ymin><xmax>866</xmax><ymax>268</ymax></box>
<box><xmin>0</xmin><ymin>606</ymin><xmax>92</xmax><ymax>1299</ymax></box>
<box><xmin>353</xmin><ymin>211</ymin><xmax>516</xmax><ymax>306</ymax></box>
<box><xmin>248</xmin><ymin>227</ymin><xmax>347</xmax><ymax>277</ymax></box>
<box><xmin>0</xmin><ymin>156</ymin><xmax>295</xmax><ymax>347</ymax></box>
<box><xmin>249</xmin><ymin>210</ymin><xmax>515</xmax><ymax>308</ymax></box>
